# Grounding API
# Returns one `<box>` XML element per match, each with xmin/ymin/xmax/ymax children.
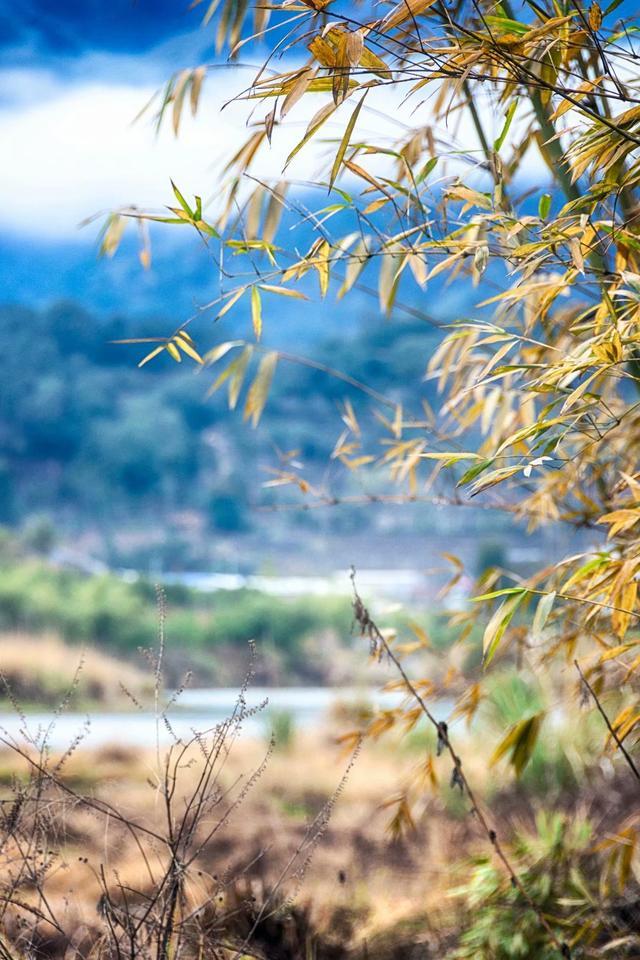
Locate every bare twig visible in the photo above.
<box><xmin>575</xmin><ymin>658</ymin><xmax>640</xmax><ymax>784</ymax></box>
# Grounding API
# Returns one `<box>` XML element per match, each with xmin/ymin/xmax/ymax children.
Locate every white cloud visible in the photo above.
<box><xmin>0</xmin><ymin>60</ymin><xmax>546</xmax><ymax>241</ymax></box>
<box><xmin>0</xmin><ymin>69</ymin><xmax>253</xmax><ymax>238</ymax></box>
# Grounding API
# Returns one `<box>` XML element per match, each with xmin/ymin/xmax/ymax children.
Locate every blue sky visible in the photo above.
<box><xmin>0</xmin><ymin>0</ymin><xmax>255</xmax><ymax>315</ymax></box>
<box><xmin>0</xmin><ymin>0</ymin><xmax>202</xmax><ymax>62</ymax></box>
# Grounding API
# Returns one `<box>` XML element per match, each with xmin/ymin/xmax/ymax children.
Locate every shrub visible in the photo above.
<box><xmin>451</xmin><ymin>813</ymin><xmax>595</xmax><ymax>959</ymax></box>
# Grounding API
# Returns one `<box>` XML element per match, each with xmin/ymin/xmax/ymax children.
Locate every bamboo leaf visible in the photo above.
<box><xmin>251</xmin><ymin>286</ymin><xmax>262</xmax><ymax>340</ymax></box>
<box><xmin>258</xmin><ymin>284</ymin><xmax>309</xmax><ymax>300</ymax></box>
<box><xmin>166</xmin><ymin>341</ymin><xmax>182</xmax><ymax>362</ymax></box>
<box><xmin>491</xmin><ymin>713</ymin><xmax>544</xmax><ymax>777</ymax></box>
<box><xmin>228</xmin><ymin>346</ymin><xmax>253</xmax><ymax>409</ymax></box>
<box><xmin>170</xmin><ymin>180</ymin><xmax>193</xmax><ymax>217</ymax></box>
<box><xmin>493</xmin><ymin>98</ymin><xmax>518</xmax><ymax>152</ymax></box>
<box><xmin>204</xmin><ymin>340</ymin><xmax>243</xmax><ymax>369</ymax></box>
<box><xmin>174</xmin><ymin>334</ymin><xmax>203</xmax><ymax>364</ymax></box>
<box><xmin>332</xmin><ymin>31</ymin><xmax>350</xmax><ymax>106</ymax></box>
<box><xmin>483</xmin><ymin>590</ymin><xmax>528</xmax><ymax>666</ymax></box>
<box><xmin>244</xmin><ymin>351</ymin><xmax>278</xmax><ymax>426</ymax></box>
<box><xmin>190</xmin><ymin>65</ymin><xmax>206</xmax><ymax>115</ymax></box>
<box><xmin>172</xmin><ymin>69</ymin><xmax>191</xmax><ymax>135</ymax></box>
<box><xmin>381</xmin><ymin>0</ymin><xmax>437</xmax><ymax>32</ymax></box>
<box><xmin>329</xmin><ymin>92</ymin><xmax>366</xmax><ymax>192</ymax></box>
<box><xmin>216</xmin><ymin>288</ymin><xmax>246</xmax><ymax>320</ymax></box>
<box><xmin>538</xmin><ymin>193</ymin><xmax>552</xmax><ymax>219</ymax></box>
<box><xmin>284</xmin><ymin>101</ymin><xmax>338</xmax><ymax>169</ymax></box>
<box><xmin>532</xmin><ymin>591</ymin><xmax>556</xmax><ymax>637</ymax></box>
<box><xmin>138</xmin><ymin>345</ymin><xmax>165</xmax><ymax>368</ymax></box>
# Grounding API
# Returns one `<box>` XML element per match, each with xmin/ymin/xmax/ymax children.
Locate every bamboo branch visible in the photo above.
<box><xmin>575</xmin><ymin>659</ymin><xmax>640</xmax><ymax>784</ymax></box>
<box><xmin>351</xmin><ymin>569</ymin><xmax>572</xmax><ymax>959</ymax></box>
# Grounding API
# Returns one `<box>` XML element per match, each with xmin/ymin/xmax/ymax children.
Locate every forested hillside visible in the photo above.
<box><xmin>4</xmin><ymin>299</ymin><xmax>473</xmax><ymax>568</ymax></box>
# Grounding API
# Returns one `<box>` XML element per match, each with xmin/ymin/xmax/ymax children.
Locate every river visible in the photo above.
<box><xmin>0</xmin><ymin>686</ymin><xmax>448</xmax><ymax>750</ymax></box>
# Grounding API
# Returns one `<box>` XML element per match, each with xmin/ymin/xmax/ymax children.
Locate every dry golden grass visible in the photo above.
<box><xmin>0</xmin><ymin>729</ymin><xmax>475</xmax><ymax>956</ymax></box>
<box><xmin>0</xmin><ymin>669</ymin><xmax>606</xmax><ymax>958</ymax></box>
<box><xmin>0</xmin><ymin>631</ymin><xmax>153</xmax><ymax>707</ymax></box>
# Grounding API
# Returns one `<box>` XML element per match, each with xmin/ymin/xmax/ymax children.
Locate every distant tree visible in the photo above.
<box><xmin>106</xmin><ymin>0</ymin><xmax>640</xmax><ymax>952</ymax></box>
<box><xmin>21</xmin><ymin>515</ymin><xmax>56</xmax><ymax>556</ymax></box>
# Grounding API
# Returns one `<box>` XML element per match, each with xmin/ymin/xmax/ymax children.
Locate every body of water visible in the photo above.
<box><xmin>0</xmin><ymin>686</ymin><xmax>441</xmax><ymax>750</ymax></box>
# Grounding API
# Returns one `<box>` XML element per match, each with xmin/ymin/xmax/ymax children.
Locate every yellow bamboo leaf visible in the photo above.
<box><xmin>281</xmin><ymin>68</ymin><xmax>316</xmax><ymax>118</ymax></box>
<box><xmin>330</xmin><ymin>92</ymin><xmax>366</xmax><ymax>191</ymax></box>
<box><xmin>259</xmin><ymin>284</ymin><xmax>308</xmax><ymax>300</ymax></box>
<box><xmin>550</xmin><ymin>76</ymin><xmax>604</xmax><ymax>120</ymax></box>
<box><xmin>190</xmin><ymin>66</ymin><xmax>206</xmax><ymax>116</ymax></box>
<box><xmin>138</xmin><ymin>345</ymin><xmax>164</xmax><ymax>368</ymax></box>
<box><xmin>174</xmin><ymin>334</ymin><xmax>203</xmax><ymax>363</ymax></box>
<box><xmin>380</xmin><ymin>0</ymin><xmax>437</xmax><ymax>32</ymax></box>
<box><xmin>589</xmin><ymin>2</ymin><xmax>603</xmax><ymax>31</ymax></box>
<box><xmin>612</xmin><ymin>580</ymin><xmax>638</xmax><ymax>639</ymax></box>
<box><xmin>285</xmin><ymin>101</ymin><xmax>337</xmax><ymax>169</ymax></box>
<box><xmin>251</xmin><ymin>286</ymin><xmax>262</xmax><ymax>340</ymax></box>
<box><xmin>315</xmin><ymin>240</ymin><xmax>331</xmax><ymax>297</ymax></box>
<box><xmin>244</xmin><ymin>351</ymin><xmax>278</xmax><ymax>426</ymax></box>
<box><xmin>171</xmin><ymin>69</ymin><xmax>191</xmax><ymax>136</ymax></box>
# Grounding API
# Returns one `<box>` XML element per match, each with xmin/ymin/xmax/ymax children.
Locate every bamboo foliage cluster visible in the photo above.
<box><xmin>105</xmin><ymin>0</ymin><xmax>640</xmax><ymax>950</ymax></box>
<box><xmin>113</xmin><ymin>0</ymin><xmax>640</xmax><ymax>689</ymax></box>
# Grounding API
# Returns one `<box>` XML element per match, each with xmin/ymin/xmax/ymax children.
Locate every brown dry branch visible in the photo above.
<box><xmin>575</xmin><ymin>658</ymin><xmax>640</xmax><ymax>784</ymax></box>
<box><xmin>0</xmin><ymin>594</ymin><xmax>357</xmax><ymax>960</ymax></box>
<box><xmin>350</xmin><ymin>568</ymin><xmax>571</xmax><ymax>958</ymax></box>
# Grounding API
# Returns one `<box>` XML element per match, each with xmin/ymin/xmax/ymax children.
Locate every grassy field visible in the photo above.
<box><xmin>1</xmin><ymin>540</ymin><xmax>637</xmax><ymax>956</ymax></box>
<box><xmin>0</xmin><ymin>669</ymin><xmax>634</xmax><ymax>959</ymax></box>
<box><xmin>0</xmin><ymin>730</ymin><xmax>541</xmax><ymax>957</ymax></box>
<box><xmin>0</xmin><ymin>551</ymin><xmax>354</xmax><ymax>685</ymax></box>
<box><xmin>0</xmin><ymin>632</ymin><xmax>154</xmax><ymax>709</ymax></box>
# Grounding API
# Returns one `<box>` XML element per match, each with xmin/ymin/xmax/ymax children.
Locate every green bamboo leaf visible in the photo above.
<box><xmin>456</xmin><ymin>458</ymin><xmax>494</xmax><ymax>488</ymax></box>
<box><xmin>483</xmin><ymin>591</ymin><xmax>528</xmax><ymax>667</ymax></box>
<box><xmin>538</xmin><ymin>192</ymin><xmax>552</xmax><ymax>219</ymax></box>
<box><xmin>491</xmin><ymin>713</ymin><xmax>544</xmax><ymax>777</ymax></box>
<box><xmin>329</xmin><ymin>92</ymin><xmax>366</xmax><ymax>192</ymax></box>
<box><xmin>473</xmin><ymin>587</ymin><xmax>528</xmax><ymax>602</ymax></box>
<box><xmin>493</xmin><ymin>98</ymin><xmax>518</xmax><ymax>152</ymax></box>
<box><xmin>532</xmin><ymin>590</ymin><xmax>556</xmax><ymax>637</ymax></box>
<box><xmin>170</xmin><ymin>180</ymin><xmax>193</xmax><ymax>217</ymax></box>
<box><xmin>416</xmin><ymin>156</ymin><xmax>437</xmax><ymax>183</ymax></box>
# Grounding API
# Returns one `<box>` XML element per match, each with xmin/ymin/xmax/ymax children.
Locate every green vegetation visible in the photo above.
<box><xmin>452</xmin><ymin>814</ymin><xmax>596</xmax><ymax>960</ymax></box>
<box><xmin>0</xmin><ymin>549</ymin><xmax>353</xmax><ymax>684</ymax></box>
<box><xmin>0</xmin><ymin>531</ymin><xmax>460</xmax><ymax>686</ymax></box>
<box><xmin>265</xmin><ymin>708</ymin><xmax>296</xmax><ymax>751</ymax></box>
